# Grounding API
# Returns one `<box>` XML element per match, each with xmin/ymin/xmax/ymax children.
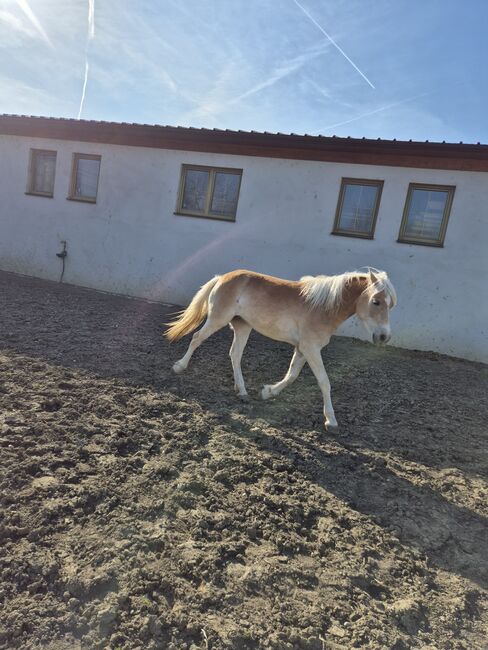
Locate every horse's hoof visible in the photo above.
<box><xmin>261</xmin><ymin>385</ymin><xmax>273</xmax><ymax>400</ymax></box>
<box><xmin>238</xmin><ymin>393</ymin><xmax>250</xmax><ymax>403</ymax></box>
<box><xmin>172</xmin><ymin>361</ymin><xmax>185</xmax><ymax>374</ymax></box>
<box><xmin>325</xmin><ymin>422</ymin><xmax>339</xmax><ymax>433</ymax></box>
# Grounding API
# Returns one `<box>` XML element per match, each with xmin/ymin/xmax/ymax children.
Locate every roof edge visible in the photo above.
<box><xmin>1</xmin><ymin>114</ymin><xmax>487</xmax><ymax>172</ymax></box>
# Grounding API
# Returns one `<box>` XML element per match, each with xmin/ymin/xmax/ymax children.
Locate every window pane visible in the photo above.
<box><xmin>182</xmin><ymin>169</ymin><xmax>210</xmax><ymax>212</ymax></box>
<box><xmin>338</xmin><ymin>183</ymin><xmax>378</xmax><ymax>233</ymax></box>
<box><xmin>75</xmin><ymin>157</ymin><xmax>100</xmax><ymax>199</ymax></box>
<box><xmin>32</xmin><ymin>152</ymin><xmax>56</xmax><ymax>194</ymax></box>
<box><xmin>404</xmin><ymin>189</ymin><xmax>448</xmax><ymax>240</ymax></box>
<box><xmin>210</xmin><ymin>172</ymin><xmax>240</xmax><ymax>217</ymax></box>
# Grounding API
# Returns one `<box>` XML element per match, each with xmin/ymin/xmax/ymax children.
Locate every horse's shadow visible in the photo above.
<box><xmin>205</xmin><ymin>402</ymin><xmax>488</xmax><ymax>591</ymax></box>
<box><xmin>170</xmin><ymin>334</ymin><xmax>488</xmax><ymax>590</ymax></box>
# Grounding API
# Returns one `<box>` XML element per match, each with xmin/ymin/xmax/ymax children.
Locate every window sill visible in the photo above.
<box><xmin>397</xmin><ymin>238</ymin><xmax>444</xmax><ymax>248</ymax></box>
<box><xmin>174</xmin><ymin>211</ymin><xmax>235</xmax><ymax>223</ymax></box>
<box><xmin>67</xmin><ymin>196</ymin><xmax>97</xmax><ymax>204</ymax></box>
<box><xmin>25</xmin><ymin>191</ymin><xmax>53</xmax><ymax>199</ymax></box>
<box><xmin>331</xmin><ymin>230</ymin><xmax>374</xmax><ymax>240</ymax></box>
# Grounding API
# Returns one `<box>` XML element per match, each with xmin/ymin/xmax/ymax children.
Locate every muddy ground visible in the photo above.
<box><xmin>0</xmin><ymin>270</ymin><xmax>487</xmax><ymax>650</ymax></box>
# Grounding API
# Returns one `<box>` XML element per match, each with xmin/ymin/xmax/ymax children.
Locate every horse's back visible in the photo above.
<box><xmin>214</xmin><ymin>270</ymin><xmax>303</xmax><ymax>345</ymax></box>
<box><xmin>220</xmin><ymin>269</ymin><xmax>300</xmax><ymax>290</ymax></box>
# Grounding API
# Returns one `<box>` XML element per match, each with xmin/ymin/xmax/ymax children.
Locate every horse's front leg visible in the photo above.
<box><xmin>300</xmin><ymin>343</ymin><xmax>338</xmax><ymax>431</ymax></box>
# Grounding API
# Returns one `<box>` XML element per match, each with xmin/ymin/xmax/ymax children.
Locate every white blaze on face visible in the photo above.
<box><xmin>357</xmin><ymin>290</ymin><xmax>392</xmax><ymax>344</ymax></box>
<box><xmin>365</xmin><ymin>317</ymin><xmax>390</xmax><ymax>340</ymax></box>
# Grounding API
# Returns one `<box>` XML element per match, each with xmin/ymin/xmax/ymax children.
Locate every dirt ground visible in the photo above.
<box><xmin>0</xmin><ymin>270</ymin><xmax>487</xmax><ymax>650</ymax></box>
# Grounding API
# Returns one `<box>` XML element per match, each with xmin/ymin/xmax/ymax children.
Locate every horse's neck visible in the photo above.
<box><xmin>335</xmin><ymin>276</ymin><xmax>369</xmax><ymax>323</ymax></box>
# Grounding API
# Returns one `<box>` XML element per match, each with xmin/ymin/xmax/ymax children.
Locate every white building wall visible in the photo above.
<box><xmin>1</xmin><ymin>133</ymin><xmax>487</xmax><ymax>362</ymax></box>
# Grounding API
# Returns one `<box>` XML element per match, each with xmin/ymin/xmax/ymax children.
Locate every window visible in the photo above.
<box><xmin>332</xmin><ymin>178</ymin><xmax>383</xmax><ymax>238</ymax></box>
<box><xmin>26</xmin><ymin>149</ymin><xmax>57</xmax><ymax>197</ymax></box>
<box><xmin>398</xmin><ymin>183</ymin><xmax>455</xmax><ymax>246</ymax></box>
<box><xmin>69</xmin><ymin>153</ymin><xmax>101</xmax><ymax>203</ymax></box>
<box><xmin>176</xmin><ymin>164</ymin><xmax>242</xmax><ymax>221</ymax></box>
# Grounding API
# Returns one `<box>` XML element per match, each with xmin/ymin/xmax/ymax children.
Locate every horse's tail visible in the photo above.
<box><xmin>165</xmin><ymin>276</ymin><xmax>220</xmax><ymax>341</ymax></box>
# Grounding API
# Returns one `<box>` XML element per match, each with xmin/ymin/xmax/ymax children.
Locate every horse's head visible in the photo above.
<box><xmin>355</xmin><ymin>269</ymin><xmax>396</xmax><ymax>345</ymax></box>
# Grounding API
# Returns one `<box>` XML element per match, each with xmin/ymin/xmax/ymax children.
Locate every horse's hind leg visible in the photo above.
<box><xmin>172</xmin><ymin>310</ymin><xmax>231</xmax><ymax>374</ymax></box>
<box><xmin>261</xmin><ymin>347</ymin><xmax>305</xmax><ymax>400</ymax></box>
<box><xmin>229</xmin><ymin>318</ymin><xmax>252</xmax><ymax>400</ymax></box>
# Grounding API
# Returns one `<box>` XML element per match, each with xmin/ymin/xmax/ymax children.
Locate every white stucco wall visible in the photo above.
<box><xmin>1</xmin><ymin>133</ymin><xmax>487</xmax><ymax>362</ymax></box>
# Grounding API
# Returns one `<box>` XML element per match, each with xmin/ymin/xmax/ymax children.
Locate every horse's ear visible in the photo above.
<box><xmin>369</xmin><ymin>269</ymin><xmax>379</xmax><ymax>285</ymax></box>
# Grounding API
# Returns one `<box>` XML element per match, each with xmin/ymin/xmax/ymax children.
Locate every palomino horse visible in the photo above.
<box><xmin>166</xmin><ymin>268</ymin><xmax>397</xmax><ymax>430</ymax></box>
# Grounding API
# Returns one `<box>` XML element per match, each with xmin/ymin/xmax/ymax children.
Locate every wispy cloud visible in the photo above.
<box><xmin>14</xmin><ymin>0</ymin><xmax>54</xmax><ymax>49</ymax></box>
<box><xmin>234</xmin><ymin>45</ymin><xmax>328</xmax><ymax>103</ymax></box>
<box><xmin>307</xmin><ymin>78</ymin><xmax>331</xmax><ymax>101</ymax></box>
<box><xmin>77</xmin><ymin>0</ymin><xmax>95</xmax><ymax>119</ymax></box>
<box><xmin>316</xmin><ymin>91</ymin><xmax>432</xmax><ymax>133</ymax></box>
<box><xmin>291</xmin><ymin>0</ymin><xmax>375</xmax><ymax>89</ymax></box>
<box><xmin>186</xmin><ymin>42</ymin><xmax>329</xmax><ymax>123</ymax></box>
<box><xmin>0</xmin><ymin>9</ymin><xmax>34</xmax><ymax>36</ymax></box>
<box><xmin>0</xmin><ymin>74</ymin><xmax>73</xmax><ymax>114</ymax></box>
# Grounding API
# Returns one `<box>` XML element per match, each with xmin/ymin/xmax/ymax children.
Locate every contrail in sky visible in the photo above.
<box><xmin>317</xmin><ymin>91</ymin><xmax>432</xmax><ymax>132</ymax></box>
<box><xmin>77</xmin><ymin>0</ymin><xmax>95</xmax><ymax>119</ymax></box>
<box><xmin>15</xmin><ymin>0</ymin><xmax>54</xmax><ymax>48</ymax></box>
<box><xmin>78</xmin><ymin>61</ymin><xmax>90</xmax><ymax>120</ymax></box>
<box><xmin>233</xmin><ymin>44</ymin><xmax>327</xmax><ymax>104</ymax></box>
<box><xmin>88</xmin><ymin>0</ymin><xmax>95</xmax><ymax>39</ymax></box>
<box><xmin>291</xmin><ymin>0</ymin><xmax>375</xmax><ymax>89</ymax></box>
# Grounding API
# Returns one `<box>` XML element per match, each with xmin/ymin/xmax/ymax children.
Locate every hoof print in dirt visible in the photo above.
<box><xmin>388</xmin><ymin>598</ymin><xmax>427</xmax><ymax>635</ymax></box>
<box><xmin>40</xmin><ymin>398</ymin><xmax>62</xmax><ymax>412</ymax></box>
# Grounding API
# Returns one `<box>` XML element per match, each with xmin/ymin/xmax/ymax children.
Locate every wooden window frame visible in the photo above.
<box><xmin>175</xmin><ymin>164</ymin><xmax>243</xmax><ymax>222</ymax></box>
<box><xmin>25</xmin><ymin>148</ymin><xmax>57</xmax><ymax>198</ymax></box>
<box><xmin>331</xmin><ymin>177</ymin><xmax>384</xmax><ymax>239</ymax></box>
<box><xmin>68</xmin><ymin>153</ymin><xmax>101</xmax><ymax>203</ymax></box>
<box><xmin>398</xmin><ymin>183</ymin><xmax>455</xmax><ymax>247</ymax></box>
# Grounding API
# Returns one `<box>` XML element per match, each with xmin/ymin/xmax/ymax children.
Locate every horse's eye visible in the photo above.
<box><xmin>372</xmin><ymin>300</ymin><xmax>380</xmax><ymax>306</ymax></box>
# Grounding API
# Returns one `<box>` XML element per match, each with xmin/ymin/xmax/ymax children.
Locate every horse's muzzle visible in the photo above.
<box><xmin>373</xmin><ymin>332</ymin><xmax>391</xmax><ymax>345</ymax></box>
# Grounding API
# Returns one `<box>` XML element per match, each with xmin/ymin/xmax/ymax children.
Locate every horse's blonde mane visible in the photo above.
<box><xmin>299</xmin><ymin>268</ymin><xmax>397</xmax><ymax>312</ymax></box>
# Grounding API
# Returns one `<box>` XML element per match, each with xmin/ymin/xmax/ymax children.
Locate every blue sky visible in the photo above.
<box><xmin>1</xmin><ymin>0</ymin><xmax>487</xmax><ymax>142</ymax></box>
